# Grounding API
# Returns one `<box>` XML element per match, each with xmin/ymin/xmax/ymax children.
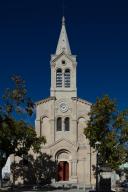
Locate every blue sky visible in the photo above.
<box><xmin>0</xmin><ymin>0</ymin><xmax>128</xmax><ymax>110</ymax></box>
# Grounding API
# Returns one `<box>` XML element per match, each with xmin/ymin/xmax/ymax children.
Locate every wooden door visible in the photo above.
<box><xmin>58</xmin><ymin>161</ymin><xmax>64</xmax><ymax>181</ymax></box>
<box><xmin>57</xmin><ymin>161</ymin><xmax>69</xmax><ymax>181</ymax></box>
<box><xmin>64</xmin><ymin>161</ymin><xmax>69</xmax><ymax>181</ymax></box>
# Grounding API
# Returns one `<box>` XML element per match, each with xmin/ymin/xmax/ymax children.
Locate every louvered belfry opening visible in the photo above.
<box><xmin>64</xmin><ymin>69</ymin><xmax>70</xmax><ymax>87</ymax></box>
<box><xmin>56</xmin><ymin>68</ymin><xmax>62</xmax><ymax>87</ymax></box>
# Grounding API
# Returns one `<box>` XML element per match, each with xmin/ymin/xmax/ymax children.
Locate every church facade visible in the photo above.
<box><xmin>35</xmin><ymin>17</ymin><xmax>95</xmax><ymax>186</ymax></box>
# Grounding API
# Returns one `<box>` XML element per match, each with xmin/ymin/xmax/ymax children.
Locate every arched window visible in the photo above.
<box><xmin>64</xmin><ymin>69</ymin><xmax>70</xmax><ymax>88</ymax></box>
<box><xmin>64</xmin><ymin>117</ymin><xmax>70</xmax><ymax>131</ymax></box>
<box><xmin>57</xmin><ymin>117</ymin><xmax>62</xmax><ymax>131</ymax></box>
<box><xmin>56</xmin><ymin>68</ymin><xmax>62</xmax><ymax>87</ymax></box>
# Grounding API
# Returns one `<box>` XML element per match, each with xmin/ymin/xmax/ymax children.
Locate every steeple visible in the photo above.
<box><xmin>56</xmin><ymin>17</ymin><xmax>71</xmax><ymax>55</ymax></box>
<box><xmin>51</xmin><ymin>16</ymin><xmax>77</xmax><ymax>98</ymax></box>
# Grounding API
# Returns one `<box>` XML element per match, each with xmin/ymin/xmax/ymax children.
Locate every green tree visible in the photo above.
<box><xmin>11</xmin><ymin>153</ymin><xmax>57</xmax><ymax>185</ymax></box>
<box><xmin>84</xmin><ymin>95</ymin><xmax>128</xmax><ymax>170</ymax></box>
<box><xmin>0</xmin><ymin>75</ymin><xmax>46</xmax><ymax>187</ymax></box>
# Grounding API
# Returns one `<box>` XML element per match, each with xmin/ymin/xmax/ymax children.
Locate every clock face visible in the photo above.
<box><xmin>60</xmin><ymin>102</ymin><xmax>68</xmax><ymax>112</ymax></box>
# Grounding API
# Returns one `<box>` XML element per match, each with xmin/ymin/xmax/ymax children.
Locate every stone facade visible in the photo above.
<box><xmin>35</xmin><ymin>17</ymin><xmax>96</xmax><ymax>186</ymax></box>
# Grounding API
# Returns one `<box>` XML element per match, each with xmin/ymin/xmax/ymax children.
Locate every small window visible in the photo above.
<box><xmin>64</xmin><ymin>117</ymin><xmax>70</xmax><ymax>131</ymax></box>
<box><xmin>64</xmin><ymin>69</ymin><xmax>70</xmax><ymax>88</ymax></box>
<box><xmin>62</xmin><ymin>60</ymin><xmax>66</xmax><ymax>65</ymax></box>
<box><xmin>57</xmin><ymin>117</ymin><xmax>62</xmax><ymax>131</ymax></box>
<box><xmin>56</xmin><ymin>68</ymin><xmax>62</xmax><ymax>87</ymax></box>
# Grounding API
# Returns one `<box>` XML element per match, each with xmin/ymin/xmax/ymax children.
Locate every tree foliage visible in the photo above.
<box><xmin>0</xmin><ymin>75</ymin><xmax>46</xmax><ymax>171</ymax></box>
<box><xmin>84</xmin><ymin>95</ymin><xmax>128</xmax><ymax>169</ymax></box>
<box><xmin>2</xmin><ymin>75</ymin><xmax>34</xmax><ymax>116</ymax></box>
<box><xmin>11</xmin><ymin>153</ymin><xmax>57</xmax><ymax>185</ymax></box>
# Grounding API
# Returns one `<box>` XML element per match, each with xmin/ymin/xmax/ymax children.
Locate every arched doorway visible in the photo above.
<box><xmin>57</xmin><ymin>161</ymin><xmax>69</xmax><ymax>181</ymax></box>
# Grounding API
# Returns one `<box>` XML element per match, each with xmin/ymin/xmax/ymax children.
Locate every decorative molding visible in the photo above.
<box><xmin>71</xmin><ymin>97</ymin><xmax>92</xmax><ymax>106</ymax></box>
<box><xmin>35</xmin><ymin>96</ymin><xmax>56</xmax><ymax>106</ymax></box>
<box><xmin>42</xmin><ymin>137</ymin><xmax>77</xmax><ymax>151</ymax></box>
<box><xmin>57</xmin><ymin>152</ymin><xmax>70</xmax><ymax>160</ymax></box>
<box><xmin>51</xmin><ymin>51</ymin><xmax>76</xmax><ymax>64</ymax></box>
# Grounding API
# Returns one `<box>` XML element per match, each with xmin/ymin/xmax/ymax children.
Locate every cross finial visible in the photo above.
<box><xmin>62</xmin><ymin>16</ymin><xmax>65</xmax><ymax>25</ymax></box>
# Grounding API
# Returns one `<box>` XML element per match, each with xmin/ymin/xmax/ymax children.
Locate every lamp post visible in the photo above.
<box><xmin>95</xmin><ymin>141</ymin><xmax>101</xmax><ymax>192</ymax></box>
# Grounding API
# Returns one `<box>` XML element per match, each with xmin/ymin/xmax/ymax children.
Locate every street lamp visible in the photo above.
<box><xmin>95</xmin><ymin>141</ymin><xmax>101</xmax><ymax>192</ymax></box>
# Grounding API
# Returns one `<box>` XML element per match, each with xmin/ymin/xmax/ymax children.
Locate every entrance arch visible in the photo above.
<box><xmin>58</xmin><ymin>161</ymin><xmax>69</xmax><ymax>181</ymax></box>
<box><xmin>55</xmin><ymin>149</ymin><xmax>71</xmax><ymax>181</ymax></box>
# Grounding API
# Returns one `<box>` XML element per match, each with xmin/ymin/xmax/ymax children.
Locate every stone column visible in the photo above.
<box><xmin>35</xmin><ymin>119</ymin><xmax>41</xmax><ymax>137</ymax></box>
<box><xmin>62</xmin><ymin>118</ymin><xmax>64</xmax><ymax>131</ymax></box>
<box><xmin>50</xmin><ymin>119</ymin><xmax>55</xmax><ymax>143</ymax></box>
<box><xmin>72</xmin><ymin>119</ymin><xmax>77</xmax><ymax>143</ymax></box>
<box><xmin>71</xmin><ymin>160</ymin><xmax>77</xmax><ymax>177</ymax></box>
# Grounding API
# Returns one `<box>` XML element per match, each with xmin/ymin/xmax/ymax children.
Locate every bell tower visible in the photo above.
<box><xmin>35</xmin><ymin>16</ymin><xmax>94</xmax><ymax>187</ymax></box>
<box><xmin>50</xmin><ymin>17</ymin><xmax>77</xmax><ymax>99</ymax></box>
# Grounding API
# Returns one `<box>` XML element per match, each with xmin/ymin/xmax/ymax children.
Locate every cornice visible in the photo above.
<box><xmin>71</xmin><ymin>97</ymin><xmax>92</xmax><ymax>106</ymax></box>
<box><xmin>51</xmin><ymin>51</ymin><xmax>77</xmax><ymax>64</ymax></box>
<box><xmin>35</xmin><ymin>96</ymin><xmax>56</xmax><ymax>106</ymax></box>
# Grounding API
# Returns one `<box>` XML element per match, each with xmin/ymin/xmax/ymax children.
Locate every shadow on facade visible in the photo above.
<box><xmin>11</xmin><ymin>153</ymin><xmax>57</xmax><ymax>186</ymax></box>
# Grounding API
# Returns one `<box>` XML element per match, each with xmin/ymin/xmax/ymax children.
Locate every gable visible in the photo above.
<box><xmin>43</xmin><ymin>138</ymin><xmax>77</xmax><ymax>154</ymax></box>
<box><xmin>51</xmin><ymin>52</ymin><xmax>76</xmax><ymax>64</ymax></box>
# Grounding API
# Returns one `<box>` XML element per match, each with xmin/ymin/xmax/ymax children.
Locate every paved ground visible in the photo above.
<box><xmin>20</xmin><ymin>190</ymin><xmax>87</xmax><ymax>192</ymax></box>
<box><xmin>12</xmin><ymin>190</ymin><xmax>89</xmax><ymax>192</ymax></box>
<box><xmin>0</xmin><ymin>187</ymin><xmax>91</xmax><ymax>192</ymax></box>
<box><xmin>0</xmin><ymin>186</ymin><xmax>121</xmax><ymax>192</ymax></box>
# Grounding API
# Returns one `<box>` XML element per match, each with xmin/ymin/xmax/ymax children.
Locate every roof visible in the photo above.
<box><xmin>35</xmin><ymin>96</ymin><xmax>56</xmax><ymax>106</ymax></box>
<box><xmin>72</xmin><ymin>97</ymin><xmax>92</xmax><ymax>106</ymax></box>
<box><xmin>56</xmin><ymin>17</ymin><xmax>71</xmax><ymax>55</ymax></box>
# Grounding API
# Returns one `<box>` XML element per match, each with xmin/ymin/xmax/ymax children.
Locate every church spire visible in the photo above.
<box><xmin>56</xmin><ymin>17</ymin><xmax>71</xmax><ymax>55</ymax></box>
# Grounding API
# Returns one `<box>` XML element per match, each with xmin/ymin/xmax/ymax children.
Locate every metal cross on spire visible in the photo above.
<box><xmin>62</xmin><ymin>0</ymin><xmax>65</xmax><ymax>18</ymax></box>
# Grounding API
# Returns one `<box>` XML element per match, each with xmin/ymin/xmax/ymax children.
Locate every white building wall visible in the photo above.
<box><xmin>2</xmin><ymin>157</ymin><xmax>11</xmax><ymax>178</ymax></box>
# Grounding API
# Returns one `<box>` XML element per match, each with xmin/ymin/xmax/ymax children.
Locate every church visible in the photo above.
<box><xmin>35</xmin><ymin>17</ymin><xmax>95</xmax><ymax>186</ymax></box>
